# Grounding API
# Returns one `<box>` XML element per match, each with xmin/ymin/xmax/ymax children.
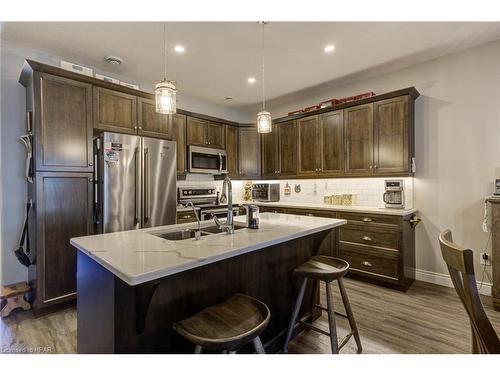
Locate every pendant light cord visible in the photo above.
<box><xmin>163</xmin><ymin>23</ymin><xmax>167</xmax><ymax>80</ymax></box>
<box><xmin>261</xmin><ymin>22</ymin><xmax>266</xmax><ymax>112</ymax></box>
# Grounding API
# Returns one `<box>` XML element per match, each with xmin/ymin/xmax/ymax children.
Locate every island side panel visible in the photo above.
<box><xmin>77</xmin><ymin>252</ymin><xmax>116</xmax><ymax>353</ymax></box>
<box><xmin>88</xmin><ymin>229</ymin><xmax>331</xmax><ymax>353</ymax></box>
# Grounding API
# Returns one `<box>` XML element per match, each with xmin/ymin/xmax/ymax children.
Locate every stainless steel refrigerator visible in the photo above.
<box><xmin>94</xmin><ymin>132</ymin><xmax>177</xmax><ymax>233</ymax></box>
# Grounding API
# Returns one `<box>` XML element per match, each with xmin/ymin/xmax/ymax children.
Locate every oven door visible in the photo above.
<box><xmin>188</xmin><ymin>146</ymin><xmax>227</xmax><ymax>174</ymax></box>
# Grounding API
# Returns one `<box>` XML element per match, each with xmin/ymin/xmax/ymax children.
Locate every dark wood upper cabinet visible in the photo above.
<box><xmin>186</xmin><ymin>116</ymin><xmax>226</xmax><ymax>149</ymax></box>
<box><xmin>35</xmin><ymin>172</ymin><xmax>93</xmax><ymax>307</ymax></box>
<box><xmin>187</xmin><ymin>117</ymin><xmax>208</xmax><ymax>146</ymax></box>
<box><xmin>226</xmin><ymin>125</ymin><xmax>239</xmax><ymax>178</ymax></box>
<box><xmin>373</xmin><ymin>96</ymin><xmax>409</xmax><ymax>174</ymax></box>
<box><xmin>261</xmin><ymin>123</ymin><xmax>279</xmax><ymax>177</ymax></box>
<box><xmin>137</xmin><ymin>97</ymin><xmax>171</xmax><ymax>139</ymax></box>
<box><xmin>298</xmin><ymin>116</ymin><xmax>320</xmax><ymax>175</ymax></box>
<box><xmin>278</xmin><ymin>120</ymin><xmax>298</xmax><ymax>176</ymax></box>
<box><xmin>207</xmin><ymin>122</ymin><xmax>226</xmax><ymax>149</ymax></box>
<box><xmin>344</xmin><ymin>103</ymin><xmax>374</xmax><ymax>175</ymax></box>
<box><xmin>320</xmin><ymin>110</ymin><xmax>344</xmax><ymax>175</ymax></box>
<box><xmin>239</xmin><ymin>127</ymin><xmax>261</xmax><ymax>177</ymax></box>
<box><xmin>35</xmin><ymin>73</ymin><xmax>93</xmax><ymax>172</ymax></box>
<box><xmin>170</xmin><ymin>113</ymin><xmax>187</xmax><ymax>174</ymax></box>
<box><xmin>94</xmin><ymin>87</ymin><xmax>137</xmax><ymax>134</ymax></box>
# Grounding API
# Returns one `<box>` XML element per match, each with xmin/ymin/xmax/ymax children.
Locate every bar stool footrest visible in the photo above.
<box><xmin>296</xmin><ymin>315</ymin><xmax>356</xmax><ymax>352</ymax></box>
<box><xmin>314</xmin><ymin>303</ymin><xmax>348</xmax><ymax>319</ymax></box>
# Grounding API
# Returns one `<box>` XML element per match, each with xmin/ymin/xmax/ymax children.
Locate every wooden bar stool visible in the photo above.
<box><xmin>283</xmin><ymin>256</ymin><xmax>362</xmax><ymax>354</ymax></box>
<box><xmin>173</xmin><ymin>293</ymin><xmax>271</xmax><ymax>354</ymax></box>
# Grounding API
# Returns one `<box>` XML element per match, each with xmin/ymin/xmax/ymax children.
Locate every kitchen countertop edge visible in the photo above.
<box><xmin>71</xmin><ymin>215</ymin><xmax>346</xmax><ymax>286</ymax></box>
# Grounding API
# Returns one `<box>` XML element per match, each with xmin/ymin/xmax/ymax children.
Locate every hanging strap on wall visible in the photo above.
<box><xmin>14</xmin><ymin>201</ymin><xmax>34</xmax><ymax>267</ymax></box>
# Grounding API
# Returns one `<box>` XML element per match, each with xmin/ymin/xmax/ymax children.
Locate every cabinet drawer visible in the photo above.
<box><xmin>176</xmin><ymin>211</ymin><xmax>198</xmax><ymax>224</ymax></box>
<box><xmin>287</xmin><ymin>208</ymin><xmax>335</xmax><ymax>218</ymax></box>
<box><xmin>340</xmin><ymin>244</ymin><xmax>400</xmax><ymax>282</ymax></box>
<box><xmin>340</xmin><ymin>225</ymin><xmax>400</xmax><ymax>250</ymax></box>
<box><xmin>336</xmin><ymin>212</ymin><xmax>400</xmax><ymax>228</ymax></box>
<box><xmin>259</xmin><ymin>206</ymin><xmax>287</xmax><ymax>214</ymax></box>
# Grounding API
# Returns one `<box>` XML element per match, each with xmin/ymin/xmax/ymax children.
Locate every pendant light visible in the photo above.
<box><xmin>155</xmin><ymin>23</ymin><xmax>177</xmax><ymax>114</ymax></box>
<box><xmin>257</xmin><ymin>21</ymin><xmax>272</xmax><ymax>133</ymax></box>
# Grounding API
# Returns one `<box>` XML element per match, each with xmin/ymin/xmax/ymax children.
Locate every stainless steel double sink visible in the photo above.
<box><xmin>152</xmin><ymin>223</ymin><xmax>247</xmax><ymax>241</ymax></box>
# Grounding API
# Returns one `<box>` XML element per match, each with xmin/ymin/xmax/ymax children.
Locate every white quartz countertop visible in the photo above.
<box><xmin>239</xmin><ymin>201</ymin><xmax>417</xmax><ymax>216</ymax></box>
<box><xmin>71</xmin><ymin>213</ymin><xmax>346</xmax><ymax>286</ymax></box>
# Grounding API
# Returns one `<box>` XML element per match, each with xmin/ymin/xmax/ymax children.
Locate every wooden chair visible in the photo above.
<box><xmin>438</xmin><ymin>229</ymin><xmax>500</xmax><ymax>353</ymax></box>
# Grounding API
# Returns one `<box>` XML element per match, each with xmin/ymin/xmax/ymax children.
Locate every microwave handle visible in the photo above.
<box><xmin>218</xmin><ymin>152</ymin><xmax>222</xmax><ymax>174</ymax></box>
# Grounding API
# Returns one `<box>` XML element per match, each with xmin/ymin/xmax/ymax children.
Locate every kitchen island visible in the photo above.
<box><xmin>71</xmin><ymin>213</ymin><xmax>346</xmax><ymax>353</ymax></box>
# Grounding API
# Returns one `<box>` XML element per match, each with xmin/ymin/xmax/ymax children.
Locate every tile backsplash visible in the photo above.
<box><xmin>177</xmin><ymin>175</ymin><xmax>414</xmax><ymax>209</ymax></box>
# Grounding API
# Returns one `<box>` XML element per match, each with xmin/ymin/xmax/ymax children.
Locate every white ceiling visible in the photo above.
<box><xmin>3</xmin><ymin>22</ymin><xmax>500</xmax><ymax>110</ymax></box>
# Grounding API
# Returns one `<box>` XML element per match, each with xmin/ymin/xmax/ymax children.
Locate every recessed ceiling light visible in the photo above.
<box><xmin>225</xmin><ymin>96</ymin><xmax>233</xmax><ymax>101</ymax></box>
<box><xmin>247</xmin><ymin>77</ymin><xmax>256</xmax><ymax>84</ymax></box>
<box><xmin>324</xmin><ymin>45</ymin><xmax>335</xmax><ymax>53</ymax></box>
<box><xmin>174</xmin><ymin>45</ymin><xmax>185</xmax><ymax>53</ymax></box>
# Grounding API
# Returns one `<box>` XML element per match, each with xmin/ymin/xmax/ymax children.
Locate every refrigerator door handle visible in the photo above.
<box><xmin>134</xmin><ymin>146</ymin><xmax>140</xmax><ymax>227</ymax></box>
<box><xmin>144</xmin><ymin>147</ymin><xmax>150</xmax><ymax>223</ymax></box>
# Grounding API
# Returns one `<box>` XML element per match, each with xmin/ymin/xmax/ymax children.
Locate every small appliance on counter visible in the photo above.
<box><xmin>383</xmin><ymin>179</ymin><xmax>405</xmax><ymax>209</ymax></box>
<box><xmin>243</xmin><ymin>204</ymin><xmax>259</xmax><ymax>229</ymax></box>
<box><xmin>494</xmin><ymin>179</ymin><xmax>500</xmax><ymax>195</ymax></box>
<box><xmin>252</xmin><ymin>183</ymin><xmax>280</xmax><ymax>202</ymax></box>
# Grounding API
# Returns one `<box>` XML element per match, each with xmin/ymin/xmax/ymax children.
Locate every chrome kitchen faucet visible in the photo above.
<box><xmin>213</xmin><ymin>175</ymin><xmax>234</xmax><ymax>234</ymax></box>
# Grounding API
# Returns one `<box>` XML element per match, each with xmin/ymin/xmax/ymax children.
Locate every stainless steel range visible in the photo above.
<box><xmin>177</xmin><ymin>186</ymin><xmax>240</xmax><ymax>220</ymax></box>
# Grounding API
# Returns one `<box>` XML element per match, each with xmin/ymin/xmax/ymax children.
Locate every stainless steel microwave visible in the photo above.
<box><xmin>188</xmin><ymin>145</ymin><xmax>227</xmax><ymax>174</ymax></box>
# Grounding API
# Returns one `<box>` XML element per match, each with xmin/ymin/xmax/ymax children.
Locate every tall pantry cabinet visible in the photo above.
<box><xmin>20</xmin><ymin>61</ymin><xmax>94</xmax><ymax>312</ymax></box>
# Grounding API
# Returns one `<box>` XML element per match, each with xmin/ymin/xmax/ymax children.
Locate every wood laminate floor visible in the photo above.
<box><xmin>1</xmin><ymin>279</ymin><xmax>499</xmax><ymax>354</ymax></box>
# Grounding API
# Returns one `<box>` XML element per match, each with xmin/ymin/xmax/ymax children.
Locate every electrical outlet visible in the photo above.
<box><xmin>480</xmin><ymin>252</ymin><xmax>491</xmax><ymax>266</ymax></box>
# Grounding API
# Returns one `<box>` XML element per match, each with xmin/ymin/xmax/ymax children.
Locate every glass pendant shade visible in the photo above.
<box><xmin>257</xmin><ymin>110</ymin><xmax>272</xmax><ymax>133</ymax></box>
<box><xmin>155</xmin><ymin>79</ymin><xmax>177</xmax><ymax>114</ymax></box>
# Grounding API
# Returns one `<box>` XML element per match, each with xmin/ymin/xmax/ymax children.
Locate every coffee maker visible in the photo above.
<box><xmin>383</xmin><ymin>180</ymin><xmax>404</xmax><ymax>209</ymax></box>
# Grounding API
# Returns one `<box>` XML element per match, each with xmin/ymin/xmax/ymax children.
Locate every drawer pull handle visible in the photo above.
<box><xmin>362</xmin><ymin>217</ymin><xmax>372</xmax><ymax>222</ymax></box>
<box><xmin>362</xmin><ymin>236</ymin><xmax>372</xmax><ymax>241</ymax></box>
<box><xmin>307</xmin><ymin>213</ymin><xmax>314</xmax><ymax>217</ymax></box>
<box><xmin>361</xmin><ymin>261</ymin><xmax>373</xmax><ymax>267</ymax></box>
<box><xmin>181</xmin><ymin>215</ymin><xmax>192</xmax><ymax>219</ymax></box>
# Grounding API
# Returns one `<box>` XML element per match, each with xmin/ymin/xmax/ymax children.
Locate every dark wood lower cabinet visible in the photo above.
<box><xmin>256</xmin><ymin>206</ymin><xmax>415</xmax><ymax>291</ymax></box>
<box><xmin>29</xmin><ymin>172</ymin><xmax>93</xmax><ymax>311</ymax></box>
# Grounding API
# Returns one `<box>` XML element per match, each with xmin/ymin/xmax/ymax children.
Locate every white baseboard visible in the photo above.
<box><xmin>414</xmin><ymin>268</ymin><xmax>492</xmax><ymax>296</ymax></box>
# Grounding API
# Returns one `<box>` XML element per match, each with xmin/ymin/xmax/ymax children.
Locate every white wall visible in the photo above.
<box><xmin>0</xmin><ymin>40</ymin><xmax>248</xmax><ymax>285</ymax></box>
<box><xmin>264</xmin><ymin>39</ymin><xmax>500</xmax><ymax>279</ymax></box>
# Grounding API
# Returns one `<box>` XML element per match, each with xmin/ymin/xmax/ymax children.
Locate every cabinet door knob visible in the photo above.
<box><xmin>374</xmin><ymin>165</ymin><xmax>378</xmax><ymax>169</ymax></box>
<box><xmin>369</xmin><ymin>165</ymin><xmax>373</xmax><ymax>169</ymax></box>
<box><xmin>88</xmin><ymin>162</ymin><xmax>93</xmax><ymax>166</ymax></box>
<box><xmin>139</xmin><ymin>126</ymin><xmax>142</xmax><ymax>130</ymax></box>
<box><xmin>361</xmin><ymin>261</ymin><xmax>373</xmax><ymax>267</ymax></box>
<box><xmin>362</xmin><ymin>236</ymin><xmax>372</xmax><ymax>241</ymax></box>
<box><xmin>362</xmin><ymin>217</ymin><xmax>372</xmax><ymax>222</ymax></box>
<box><xmin>88</xmin><ymin>178</ymin><xmax>93</xmax><ymax>182</ymax></box>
